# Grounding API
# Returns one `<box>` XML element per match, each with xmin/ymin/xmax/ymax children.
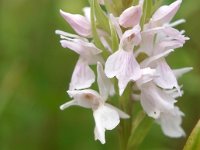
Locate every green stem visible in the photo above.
<box><xmin>118</xmin><ymin>83</ymin><xmax>133</xmax><ymax>150</ymax></box>
<box><xmin>117</xmin><ymin>84</ymin><xmax>153</xmax><ymax>150</ymax></box>
<box><xmin>127</xmin><ymin>111</ymin><xmax>153</xmax><ymax>150</ymax></box>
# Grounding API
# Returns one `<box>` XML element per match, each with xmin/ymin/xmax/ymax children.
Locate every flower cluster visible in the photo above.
<box><xmin>56</xmin><ymin>0</ymin><xmax>192</xmax><ymax>144</ymax></box>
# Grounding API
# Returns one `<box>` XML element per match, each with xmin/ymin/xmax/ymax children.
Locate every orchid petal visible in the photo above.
<box><xmin>119</xmin><ymin>5</ymin><xmax>142</xmax><ymax>28</ymax></box>
<box><xmin>97</xmin><ymin>62</ymin><xmax>115</xmax><ymax>100</ymax></box>
<box><xmin>60</xmin><ymin>100</ymin><xmax>78</xmax><ymax>110</ymax></box>
<box><xmin>69</xmin><ymin>59</ymin><xmax>95</xmax><ymax>90</ymax></box>
<box><xmin>93</xmin><ymin>105</ymin><xmax>119</xmax><ymax>144</ymax></box>
<box><xmin>157</xmin><ymin>106</ymin><xmax>185</xmax><ymax>137</ymax></box>
<box><xmin>105</xmin><ymin>103</ymin><xmax>130</xmax><ymax>119</ymax></box>
<box><xmin>173</xmin><ymin>67</ymin><xmax>193</xmax><ymax>79</ymax></box>
<box><xmin>109</xmin><ymin>14</ymin><xmax>123</xmax><ymax>38</ymax></box>
<box><xmin>165</xmin><ymin>88</ymin><xmax>183</xmax><ymax>99</ymax></box>
<box><xmin>60</xmin><ymin>10</ymin><xmax>91</xmax><ymax>37</ymax></box>
<box><xmin>136</xmin><ymin>31</ymin><xmax>155</xmax><ymax>56</ymax></box>
<box><xmin>55</xmin><ymin>30</ymin><xmax>86</xmax><ymax>40</ymax></box>
<box><xmin>60</xmin><ymin>38</ymin><xmax>103</xmax><ymax>65</ymax></box>
<box><xmin>168</xmin><ymin>19</ymin><xmax>186</xmax><ymax>27</ymax></box>
<box><xmin>136</xmin><ymin>68</ymin><xmax>157</xmax><ymax>87</ymax></box>
<box><xmin>60</xmin><ymin>39</ymin><xmax>101</xmax><ymax>56</ymax></box>
<box><xmin>83</xmin><ymin>7</ymin><xmax>91</xmax><ymax>21</ymax></box>
<box><xmin>105</xmin><ymin>50</ymin><xmax>141</xmax><ymax>95</ymax></box>
<box><xmin>152</xmin><ymin>0</ymin><xmax>182</xmax><ymax>25</ymax></box>
<box><xmin>67</xmin><ymin>89</ymin><xmax>102</xmax><ymax>109</ymax></box>
<box><xmin>140</xmin><ymin>82</ymin><xmax>175</xmax><ymax>119</ymax></box>
<box><xmin>154</xmin><ymin>59</ymin><xmax>179</xmax><ymax>90</ymax></box>
<box><xmin>94</xmin><ymin>126</ymin><xmax>105</xmax><ymax>144</ymax></box>
<box><xmin>140</xmin><ymin>49</ymin><xmax>174</xmax><ymax>67</ymax></box>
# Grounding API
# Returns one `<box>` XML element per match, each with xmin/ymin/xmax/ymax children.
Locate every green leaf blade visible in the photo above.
<box><xmin>89</xmin><ymin>0</ymin><xmax>107</xmax><ymax>51</ymax></box>
<box><xmin>183</xmin><ymin>120</ymin><xmax>200</xmax><ymax>150</ymax></box>
<box><xmin>94</xmin><ymin>0</ymin><xmax>110</xmax><ymax>33</ymax></box>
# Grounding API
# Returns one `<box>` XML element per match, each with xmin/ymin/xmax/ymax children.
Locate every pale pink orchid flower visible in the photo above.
<box><xmin>60</xmin><ymin>62</ymin><xmax>129</xmax><ymax>144</ymax></box>
<box><xmin>133</xmin><ymin>80</ymin><xmax>185</xmax><ymax>137</ymax></box>
<box><xmin>56</xmin><ymin>30</ymin><xmax>104</xmax><ymax>90</ymax></box>
<box><xmin>60</xmin><ymin>8</ymin><xmax>113</xmax><ymax>52</ymax></box>
<box><xmin>137</xmin><ymin>0</ymin><xmax>186</xmax><ymax>56</ymax></box>
<box><xmin>138</xmin><ymin>25</ymin><xmax>189</xmax><ymax>57</ymax></box>
<box><xmin>139</xmin><ymin>47</ymin><xmax>181</xmax><ymax>95</ymax></box>
<box><xmin>139</xmin><ymin>27</ymin><xmax>188</xmax><ymax>92</ymax></box>
<box><xmin>133</xmin><ymin>65</ymin><xmax>192</xmax><ymax>137</ymax></box>
<box><xmin>137</xmin><ymin>22</ymin><xmax>189</xmax><ymax>93</ymax></box>
<box><xmin>105</xmin><ymin>25</ymin><xmax>142</xmax><ymax>95</ymax></box>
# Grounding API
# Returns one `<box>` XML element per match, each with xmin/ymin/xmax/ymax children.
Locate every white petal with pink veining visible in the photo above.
<box><xmin>105</xmin><ymin>50</ymin><xmax>141</xmax><ymax>95</ymax></box>
<box><xmin>60</xmin><ymin>10</ymin><xmax>91</xmax><ymax>37</ymax></box>
<box><xmin>69</xmin><ymin>59</ymin><xmax>95</xmax><ymax>90</ymax></box>
<box><xmin>157</xmin><ymin>106</ymin><xmax>185</xmax><ymax>137</ymax></box>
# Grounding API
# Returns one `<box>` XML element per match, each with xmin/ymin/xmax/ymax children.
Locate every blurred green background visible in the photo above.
<box><xmin>0</xmin><ymin>0</ymin><xmax>199</xmax><ymax>149</ymax></box>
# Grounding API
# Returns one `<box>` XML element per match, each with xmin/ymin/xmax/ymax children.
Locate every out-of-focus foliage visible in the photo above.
<box><xmin>0</xmin><ymin>0</ymin><xmax>199</xmax><ymax>150</ymax></box>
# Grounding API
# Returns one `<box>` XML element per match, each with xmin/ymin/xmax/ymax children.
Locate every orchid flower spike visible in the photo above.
<box><xmin>56</xmin><ymin>0</ymin><xmax>192</xmax><ymax>144</ymax></box>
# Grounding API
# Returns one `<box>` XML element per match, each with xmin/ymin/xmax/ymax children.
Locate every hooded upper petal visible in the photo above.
<box><xmin>119</xmin><ymin>5</ymin><xmax>142</xmax><ymax>28</ymax></box>
<box><xmin>60</xmin><ymin>10</ymin><xmax>91</xmax><ymax>37</ymax></box>
<box><xmin>151</xmin><ymin>0</ymin><xmax>182</xmax><ymax>25</ymax></box>
<box><xmin>120</xmin><ymin>25</ymin><xmax>141</xmax><ymax>51</ymax></box>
